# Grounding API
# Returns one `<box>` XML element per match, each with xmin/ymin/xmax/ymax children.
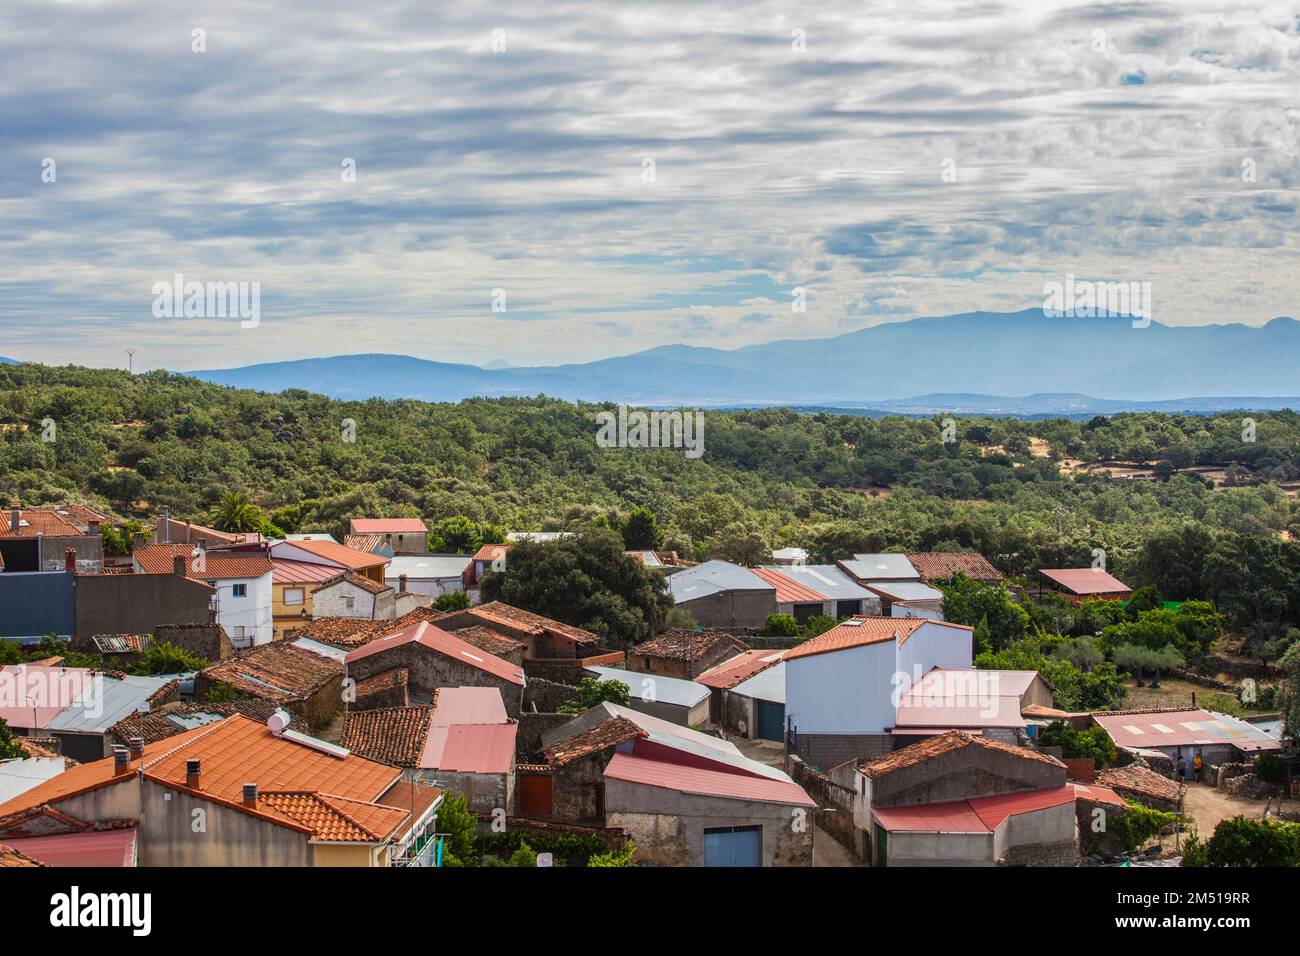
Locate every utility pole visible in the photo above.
<box><xmin>125</xmin><ymin>349</ymin><xmax>137</xmax><ymax>374</ymax></box>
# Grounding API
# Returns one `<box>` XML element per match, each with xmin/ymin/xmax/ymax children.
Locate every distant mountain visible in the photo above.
<box><xmin>0</xmin><ymin>357</ymin><xmax>17</xmax><ymax>365</ymax></box>
<box><xmin>185</xmin><ymin>309</ymin><xmax>1300</xmax><ymax>409</ymax></box>
<box><xmin>480</xmin><ymin>359</ymin><xmax>514</xmax><ymax>369</ymax></box>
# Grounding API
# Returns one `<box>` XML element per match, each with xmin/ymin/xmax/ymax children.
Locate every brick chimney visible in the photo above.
<box><xmin>64</xmin><ymin>548</ymin><xmax>76</xmax><ymax>573</ymax></box>
<box><xmin>242</xmin><ymin>783</ymin><xmax>258</xmax><ymax>808</ymax></box>
<box><xmin>87</xmin><ymin>518</ymin><xmax>100</xmax><ymax>535</ymax></box>
<box><xmin>185</xmin><ymin>758</ymin><xmax>201</xmax><ymax>790</ymax></box>
<box><xmin>399</xmin><ymin>574</ymin><xmax>408</xmax><ymax>592</ymax></box>
<box><xmin>113</xmin><ymin>745</ymin><xmax>130</xmax><ymax>776</ymax></box>
<box><xmin>173</xmin><ymin>554</ymin><xmax>186</xmax><ymax>576</ymax></box>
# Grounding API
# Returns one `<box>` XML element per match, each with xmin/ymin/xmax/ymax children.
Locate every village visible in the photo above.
<box><xmin>0</xmin><ymin>504</ymin><xmax>1292</xmax><ymax>869</ymax></box>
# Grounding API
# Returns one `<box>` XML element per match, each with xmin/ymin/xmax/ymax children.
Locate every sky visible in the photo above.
<box><xmin>1</xmin><ymin>0</ymin><xmax>1297</xmax><ymax>371</ymax></box>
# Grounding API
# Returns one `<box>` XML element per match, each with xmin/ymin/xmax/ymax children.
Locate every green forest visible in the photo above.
<box><xmin>2</xmin><ymin>361</ymin><xmax>1299</xmax><ymax>652</ymax></box>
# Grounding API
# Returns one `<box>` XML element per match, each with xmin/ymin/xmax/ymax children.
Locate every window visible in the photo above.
<box><xmin>284</xmin><ymin>587</ymin><xmax>304</xmax><ymax>606</ymax></box>
<box><xmin>232</xmin><ymin>583</ymin><xmax>247</xmax><ymax>598</ymax></box>
<box><xmin>344</xmin><ymin>596</ymin><xmax>355</xmax><ymax>610</ymax></box>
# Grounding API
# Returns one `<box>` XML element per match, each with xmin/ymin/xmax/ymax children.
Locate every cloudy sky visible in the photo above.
<box><xmin>1</xmin><ymin>0</ymin><xmax>1297</xmax><ymax>371</ymax></box>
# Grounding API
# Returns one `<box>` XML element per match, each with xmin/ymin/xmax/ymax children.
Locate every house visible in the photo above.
<box><xmin>582</xmin><ymin>664</ymin><xmax>711</xmax><ymax>727</ymax></box>
<box><xmin>271</xmin><ymin>558</ymin><xmax>339</xmax><ymax>638</ymax></box>
<box><xmin>0</xmin><ymin>505</ymin><xmax>103</xmax><ymax>572</ymax></box>
<box><xmin>750</xmin><ymin>567</ymin><xmax>833</xmax><ymax>623</ymax></box>
<box><xmin>344</xmin><ymin>620</ymin><xmax>526</xmax><ymax>716</ymax></box>
<box><xmin>529</xmin><ymin>703</ymin><xmax>815</xmax><ymax>866</ymax></box>
<box><xmin>862</xmin><ymin>580</ymin><xmax>946</xmax><ymax>618</ymax></box>
<box><xmin>0</xmin><ymin>804</ymin><xmax>139</xmax><ymax>866</ymax></box>
<box><xmin>133</xmin><ymin>544</ymin><xmax>274</xmax><ymax>647</ymax></box>
<box><xmin>109</xmin><ymin>698</ymin><xmax>307</xmax><ymax>748</ymax></box>
<box><xmin>194</xmin><ymin>641</ymin><xmax>343</xmax><ymax>729</ymax></box>
<box><xmin>849</xmin><ymin>730</ymin><xmax>1124</xmax><ymax>866</ymax></box>
<box><xmin>1039</xmin><ymin>568</ymin><xmax>1133</xmax><ymax>603</ymax></box>
<box><xmin>312</xmin><ymin>571</ymin><xmax>396</xmax><ymax>620</ymax></box>
<box><xmin>783</xmin><ymin>616</ymin><xmax>975</xmax><ymax>768</ymax></box>
<box><xmin>769</xmin><ymin>547</ymin><xmax>809</xmax><ymax>566</ymax></box>
<box><xmin>627</xmin><ymin>629</ymin><xmax>746</xmax><ymax>679</ymax></box>
<box><xmin>342</xmin><ymin>687</ymin><xmax>517</xmax><ymax>813</ymax></box>
<box><xmin>286</xmin><ymin>607</ymin><xmax>441</xmax><ymax>651</ymax></box>
<box><xmin>343</xmin><ymin>533</ymin><xmax>394</xmax><ymax>557</ymax></box>
<box><xmin>1089</xmin><ymin>708</ymin><xmax>1282</xmax><ymax>773</ymax></box>
<box><xmin>385</xmin><ymin>554</ymin><xmax>472</xmax><ymax>598</ymax></box>
<box><xmin>906</xmin><ymin>552</ymin><xmax>1003</xmax><ymax>585</ymax></box>
<box><xmin>433</xmin><ymin>601</ymin><xmax>603</xmax><ymax>661</ymax></box>
<box><xmin>463</xmin><ymin>543</ymin><xmax>509</xmax><ymax>599</ymax></box>
<box><xmin>0</xmin><ymin>714</ymin><xmax>443</xmax><ymax>867</ymax></box>
<box><xmin>348</xmin><ymin>518</ymin><xmax>429</xmax><ymax>555</ymax></box>
<box><xmin>269</xmin><ymin>538</ymin><xmax>390</xmax><ymax>586</ymax></box>
<box><xmin>760</xmin><ymin>564</ymin><xmax>882</xmax><ymax>619</ymax></box>
<box><xmin>892</xmin><ymin>668</ymin><xmax>1055</xmax><ymax>744</ymax></box>
<box><xmin>668</xmin><ymin>560</ymin><xmax>777</xmax><ymax>629</ymax></box>
<box><xmin>0</xmin><ymin>664</ymin><xmax>179</xmax><ymax>762</ymax></box>
<box><xmin>697</xmin><ymin>649</ymin><xmax>787</xmax><ymax>737</ymax></box>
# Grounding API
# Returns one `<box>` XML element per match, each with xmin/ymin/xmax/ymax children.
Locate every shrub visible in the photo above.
<box><xmin>762</xmin><ymin>614</ymin><xmax>800</xmax><ymax>637</ymax></box>
<box><xmin>1182</xmin><ymin>816</ymin><xmax>1300</xmax><ymax>867</ymax></box>
<box><xmin>508</xmin><ymin>840</ymin><xmax>538</xmax><ymax>867</ymax></box>
<box><xmin>1108</xmin><ymin>800</ymin><xmax>1178</xmax><ymax>852</ymax></box>
<box><xmin>588</xmin><ymin>841</ymin><xmax>635</xmax><ymax>867</ymax></box>
<box><xmin>1253</xmin><ymin>752</ymin><xmax>1287</xmax><ymax>785</ymax></box>
<box><xmin>557</xmin><ymin>677</ymin><xmax>630</xmax><ymax>714</ymax></box>
<box><xmin>1037</xmin><ymin>721</ymin><xmax>1118</xmax><ymax>768</ymax></box>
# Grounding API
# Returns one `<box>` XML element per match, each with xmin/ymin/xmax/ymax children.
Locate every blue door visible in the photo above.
<box><xmin>704</xmin><ymin>826</ymin><xmax>762</xmax><ymax>867</ymax></box>
<box><xmin>756</xmin><ymin>701</ymin><xmax>785</xmax><ymax>741</ymax></box>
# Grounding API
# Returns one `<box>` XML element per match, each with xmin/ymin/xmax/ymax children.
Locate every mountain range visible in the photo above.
<box><xmin>179</xmin><ymin>309</ymin><xmax>1300</xmax><ymax>412</ymax></box>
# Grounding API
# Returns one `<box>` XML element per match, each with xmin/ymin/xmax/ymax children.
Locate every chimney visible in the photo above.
<box><xmin>133</xmin><ymin>531</ymin><xmax>146</xmax><ymax>549</ymax></box>
<box><xmin>173</xmin><ymin>554</ymin><xmax>186</xmax><ymax>576</ymax></box>
<box><xmin>162</xmin><ymin>506</ymin><xmax>171</xmax><ymax>543</ymax></box>
<box><xmin>64</xmin><ymin>548</ymin><xmax>77</xmax><ymax>573</ymax></box>
<box><xmin>185</xmin><ymin>758</ymin><xmax>201</xmax><ymax>790</ymax></box>
<box><xmin>196</xmin><ymin>538</ymin><xmax>207</xmax><ymax>555</ymax></box>
<box><xmin>399</xmin><ymin>574</ymin><xmax>408</xmax><ymax>592</ymax></box>
<box><xmin>87</xmin><ymin>519</ymin><xmax>101</xmax><ymax>536</ymax></box>
<box><xmin>242</xmin><ymin>783</ymin><xmax>258</xmax><ymax>807</ymax></box>
<box><xmin>128</xmin><ymin>737</ymin><xmax>145</xmax><ymax>762</ymax></box>
<box><xmin>9</xmin><ymin>506</ymin><xmax>18</xmax><ymax>535</ymax></box>
<box><xmin>113</xmin><ymin>745</ymin><xmax>130</xmax><ymax>776</ymax></box>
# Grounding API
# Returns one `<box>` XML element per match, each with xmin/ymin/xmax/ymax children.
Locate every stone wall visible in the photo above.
<box><xmin>788</xmin><ymin>755</ymin><xmax>858</xmax><ymax>854</ymax></box>
<box><xmin>792</xmin><ymin>732</ymin><xmax>893</xmax><ymax>772</ymax></box>
<box><xmin>153</xmin><ymin>623</ymin><xmax>234</xmax><ymax>663</ymax></box>
<box><xmin>523</xmin><ymin>677</ymin><xmax>577</xmax><ymax>713</ymax></box>
<box><xmin>516</xmin><ymin>713</ymin><xmax>575</xmax><ymax>758</ymax></box>
<box><xmin>345</xmin><ymin>643</ymin><xmax>523</xmax><ymax>716</ymax></box>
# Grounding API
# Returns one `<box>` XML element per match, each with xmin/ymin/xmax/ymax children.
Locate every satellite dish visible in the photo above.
<box><xmin>267</xmin><ymin>709</ymin><xmax>291</xmax><ymax>735</ymax></box>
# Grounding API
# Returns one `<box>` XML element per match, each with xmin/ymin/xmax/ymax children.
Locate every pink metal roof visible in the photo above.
<box><xmin>967</xmin><ymin>786</ymin><xmax>1078</xmax><ymax>830</ymax></box>
<box><xmin>433</xmin><ymin>724</ymin><xmax>517</xmax><ymax>774</ymax></box>
<box><xmin>893</xmin><ymin>669</ymin><xmax>1032</xmax><ymax>730</ymax></box>
<box><xmin>272</xmin><ymin>558</ymin><xmax>343</xmax><ymax>584</ymax></box>
<box><xmin>1091</xmin><ymin>709</ymin><xmax>1281</xmax><ymax>752</ymax></box>
<box><xmin>750</xmin><ymin>568</ymin><xmax>829</xmax><ymax>605</ymax></box>
<box><xmin>344</xmin><ymin>621</ymin><xmax>525</xmax><ymax>686</ymax></box>
<box><xmin>3</xmin><ymin>828</ymin><xmax>137</xmax><ymax>866</ymax></box>
<box><xmin>603</xmin><ymin>752</ymin><xmax>815</xmax><ymax>807</ymax></box>
<box><xmin>872</xmin><ymin>784</ymin><xmax>1124</xmax><ymax>834</ymax></box>
<box><xmin>431</xmin><ymin>686</ymin><xmax>508</xmax><ymax>726</ymax></box>
<box><xmin>696</xmin><ymin>650</ymin><xmax>785</xmax><ymax>690</ymax></box>
<box><xmin>350</xmin><ymin>518</ymin><xmax>428</xmax><ymax>534</ymax></box>
<box><xmin>1040</xmin><ymin>568</ymin><xmax>1131</xmax><ymax>595</ymax></box>
<box><xmin>872</xmin><ymin>801</ymin><xmax>988</xmax><ymax>833</ymax></box>
<box><xmin>0</xmin><ymin>665</ymin><xmax>99</xmax><ymax>730</ymax></box>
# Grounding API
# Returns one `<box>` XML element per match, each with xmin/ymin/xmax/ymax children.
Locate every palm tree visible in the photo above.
<box><xmin>207</xmin><ymin>491</ymin><xmax>262</xmax><ymax>532</ymax></box>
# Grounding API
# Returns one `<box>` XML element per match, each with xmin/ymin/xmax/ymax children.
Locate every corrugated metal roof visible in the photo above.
<box><xmin>272</xmin><ymin>558</ymin><xmax>341</xmax><ymax>584</ymax></box>
<box><xmin>584</xmin><ymin>665</ymin><xmax>710</xmax><ymax>708</ymax></box>
<box><xmin>893</xmin><ymin>669</ymin><xmax>1035</xmax><ymax>730</ymax></box>
<box><xmin>1092</xmin><ymin>709</ymin><xmax>1281</xmax><ymax>752</ymax></box>
<box><xmin>385</xmin><ymin>554</ymin><xmax>472</xmax><ymax>579</ymax></box>
<box><xmin>669</xmin><ymin>560</ymin><xmax>774</xmax><ymax>602</ymax></box>
<box><xmin>1040</xmin><ymin>568</ymin><xmax>1132</xmax><ymax>595</ymax></box>
<box><xmin>865</xmin><ymin>580</ymin><xmax>945</xmax><ymax>602</ymax></box>
<box><xmin>2</xmin><ymin>828</ymin><xmax>137</xmax><ymax>867</ymax></box>
<box><xmin>431</xmin><ymin>686</ymin><xmax>508</xmax><ymax>726</ymax></box>
<box><xmin>45</xmin><ymin>673</ymin><xmax>175</xmax><ymax>734</ymax></box>
<box><xmin>845</xmin><ymin>554</ymin><xmax>919</xmax><ymax>579</ymax></box>
<box><xmin>605</xmin><ymin>752</ymin><xmax>814</xmax><ymax>806</ymax></box>
<box><xmin>872</xmin><ymin>801</ymin><xmax>989</xmax><ymax>833</ymax></box>
<box><xmin>750</xmin><ymin>568</ymin><xmax>829</xmax><ymax>604</ymax></box>
<box><xmin>434</xmin><ymin>723</ymin><xmax>516</xmax><ymax>774</ymax></box>
<box><xmin>731</xmin><ymin>661</ymin><xmax>786</xmax><ymax>705</ymax></box>
<box><xmin>765</xmin><ymin>564</ymin><xmax>876</xmax><ymax>601</ymax></box>
<box><xmin>696</xmin><ymin>650</ymin><xmax>785</xmax><ymax>690</ymax></box>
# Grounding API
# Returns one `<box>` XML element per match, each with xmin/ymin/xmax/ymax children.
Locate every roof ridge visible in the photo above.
<box><xmin>139</xmin><ymin>715</ymin><xmax>240</xmax><ymax>771</ymax></box>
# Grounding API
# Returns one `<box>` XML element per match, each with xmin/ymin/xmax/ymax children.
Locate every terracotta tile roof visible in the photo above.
<box><xmin>258</xmin><ymin>790</ymin><xmax>409</xmax><ymax>843</ymax></box>
<box><xmin>631</xmin><ymin>629</ymin><xmax>747</xmax><ymax>662</ymax></box>
<box><xmin>542</xmin><ymin>716</ymin><xmax>645</xmax><ymax>767</ymax></box>
<box><xmin>1095</xmin><ymin>764</ymin><xmax>1184</xmax><ymax>805</ymax></box>
<box><xmin>108</xmin><ymin>699</ymin><xmax>303</xmax><ymax>746</ymax></box>
<box><xmin>906</xmin><ymin>552</ymin><xmax>1003</xmax><ymax>582</ymax></box>
<box><xmin>350</xmin><ymin>518</ymin><xmax>428</xmax><ymax>535</ymax></box>
<box><xmin>344</xmin><ymin>621</ymin><xmax>525</xmax><ymax>686</ymax></box>
<box><xmin>343</xmin><ymin>533</ymin><xmax>388</xmax><ymax>554</ymax></box>
<box><xmin>314</xmin><ymin>571</ymin><xmax>392</xmax><ymax>596</ymax></box>
<box><xmin>288</xmin><ymin>608</ymin><xmax>440</xmax><ymax>648</ymax></box>
<box><xmin>456</xmin><ymin>601</ymin><xmax>599</xmax><ymax>646</ymax></box>
<box><xmin>750</xmin><ymin>567</ymin><xmax>830</xmax><ymax>604</ymax></box>
<box><xmin>341</xmin><ymin>706</ymin><xmax>433</xmax><ymax>767</ymax></box>
<box><xmin>134</xmin><ymin>543</ymin><xmax>273</xmax><ymax>579</ymax></box>
<box><xmin>858</xmin><ymin>730</ymin><xmax>1064</xmax><ymax>778</ymax></box>
<box><xmin>783</xmin><ymin>616</ymin><xmax>931</xmax><ymax>661</ymax></box>
<box><xmin>471</xmin><ymin>543</ymin><xmax>509</xmax><ymax>562</ymax></box>
<box><xmin>354</xmin><ymin>666</ymin><xmax>408</xmax><ymax>696</ymax></box>
<box><xmin>17</xmin><ymin>737</ymin><xmax>76</xmax><ymax>766</ymax></box>
<box><xmin>451</xmin><ymin>624</ymin><xmax>526</xmax><ymax>658</ymax></box>
<box><xmin>0</xmin><ymin>844</ymin><xmax>44</xmax><ymax>866</ymax></box>
<box><xmin>279</xmin><ymin>538</ymin><xmax>389</xmax><ymax>570</ymax></box>
<box><xmin>89</xmin><ymin>633</ymin><xmax>150</xmax><ymax>654</ymax></box>
<box><xmin>198</xmin><ymin>642</ymin><xmax>339</xmax><ymax>704</ymax></box>
<box><xmin>375</xmin><ymin>780</ymin><xmax>444</xmax><ymax>839</ymax></box>
<box><xmin>153</xmin><ymin>517</ymin><xmax>253</xmax><ymax>546</ymax></box>
<box><xmin>696</xmin><ymin>649</ymin><xmax>786</xmax><ymax>689</ymax></box>
<box><xmin>1040</xmin><ymin>568</ymin><xmax>1132</xmax><ymax>595</ymax></box>
<box><xmin>1023</xmin><ymin>704</ymin><xmax>1072</xmax><ymax>719</ymax></box>
<box><xmin>0</xmin><ymin>509</ymin><xmax>82</xmax><ymax>537</ymax></box>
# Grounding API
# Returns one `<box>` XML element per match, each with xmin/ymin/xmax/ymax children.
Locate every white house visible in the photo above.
<box><xmin>312</xmin><ymin>572</ymin><xmax>396</xmax><ymax>620</ymax></box>
<box><xmin>783</xmin><ymin>616</ymin><xmax>974</xmax><ymax>769</ymax></box>
<box><xmin>385</xmin><ymin>554</ymin><xmax>472</xmax><ymax>599</ymax></box>
<box><xmin>132</xmin><ymin>544</ymin><xmax>275</xmax><ymax>648</ymax></box>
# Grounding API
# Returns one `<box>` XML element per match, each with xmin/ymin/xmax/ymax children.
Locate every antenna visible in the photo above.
<box><xmin>125</xmin><ymin>349</ymin><xmax>137</xmax><ymax>373</ymax></box>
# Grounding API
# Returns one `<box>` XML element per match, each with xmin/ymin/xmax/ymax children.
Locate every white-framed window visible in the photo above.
<box><xmin>232</xmin><ymin>583</ymin><xmax>248</xmax><ymax>598</ymax></box>
<box><xmin>284</xmin><ymin>587</ymin><xmax>305</xmax><ymax>606</ymax></box>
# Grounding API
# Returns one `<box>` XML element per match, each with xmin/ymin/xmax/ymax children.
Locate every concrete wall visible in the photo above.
<box><xmin>138</xmin><ymin>779</ymin><xmax>312</xmax><ymax>866</ymax></box>
<box><xmin>0</xmin><ymin>755</ymin><xmax>65</xmax><ymax>802</ymax></box>
<box><xmin>313</xmin><ymin>579</ymin><xmax>394</xmax><ymax>621</ymax></box>
<box><xmin>414</xmin><ymin>766</ymin><xmax>512</xmax><ymax>815</ymax></box>
<box><xmin>36</xmin><ymin>536</ymin><xmax>103</xmax><ymax>573</ymax></box>
<box><xmin>211</xmin><ymin>572</ymin><xmax>273</xmax><ymax>647</ymax></box>
<box><xmin>886</xmin><ymin>829</ymin><xmax>993</xmax><ymax>866</ymax></box>
<box><xmin>997</xmin><ymin>802</ymin><xmax>1077</xmax><ymax>866</ymax></box>
<box><xmin>74</xmin><ymin>573</ymin><xmax>213</xmax><ymax>639</ymax></box>
<box><xmin>794</xmin><ymin>732</ymin><xmax>893</xmax><ymax>772</ymax></box>
<box><xmin>605</xmin><ymin>780</ymin><xmax>812</xmax><ymax>867</ymax></box>
<box><xmin>895</xmin><ymin>622</ymin><xmax>974</xmax><ymax>681</ymax></box>
<box><xmin>0</xmin><ymin>571</ymin><xmax>75</xmax><ymax>640</ymax></box>
<box><xmin>617</xmin><ymin>694</ymin><xmax>710</xmax><ymax>728</ymax></box>
<box><xmin>677</xmin><ymin>590</ymin><xmax>776</xmax><ymax>630</ymax></box>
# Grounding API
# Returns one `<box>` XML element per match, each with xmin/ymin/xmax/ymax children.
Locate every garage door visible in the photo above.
<box><xmin>755</xmin><ymin>700</ymin><xmax>785</xmax><ymax>742</ymax></box>
<box><xmin>703</xmin><ymin>825</ymin><xmax>762</xmax><ymax>867</ymax></box>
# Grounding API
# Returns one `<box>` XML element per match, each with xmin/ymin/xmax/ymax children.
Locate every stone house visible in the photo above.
<box><xmin>194</xmin><ymin>641</ymin><xmax>343</xmax><ymax>730</ymax></box>
<box><xmin>312</xmin><ymin>572</ymin><xmax>396</xmax><ymax>621</ymax></box>
<box><xmin>627</xmin><ymin>629</ymin><xmax>747</xmax><ymax>680</ymax></box>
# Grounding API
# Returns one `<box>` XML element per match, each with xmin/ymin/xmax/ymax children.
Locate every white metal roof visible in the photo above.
<box><xmin>385</xmin><ymin>554</ymin><xmax>472</xmax><ymax>579</ymax></box>
<box><xmin>843</xmin><ymin>554</ymin><xmax>919</xmax><ymax>580</ymax></box>
<box><xmin>764</xmin><ymin>564</ymin><xmax>876</xmax><ymax>600</ymax></box>
<box><xmin>731</xmin><ymin>661</ymin><xmax>786</xmax><ymax>705</ymax></box>
<box><xmin>584</xmin><ymin>665</ymin><xmax>710</xmax><ymax>709</ymax></box>
<box><xmin>669</xmin><ymin>560</ymin><xmax>774</xmax><ymax>602</ymax></box>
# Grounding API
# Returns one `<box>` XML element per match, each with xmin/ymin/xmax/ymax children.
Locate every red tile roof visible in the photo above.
<box><xmin>0</xmin><ymin>509</ymin><xmax>83</xmax><ymax>537</ymax></box>
<box><xmin>542</xmin><ymin>716</ymin><xmax>645</xmax><ymax>767</ymax></box>
<box><xmin>445</xmin><ymin>601</ymin><xmax>600</xmax><ymax>646</ymax></box>
<box><xmin>605</xmin><ymin>752</ymin><xmax>816</xmax><ymax>806</ymax></box>
<box><xmin>631</xmin><ymin>629</ymin><xmax>746</xmax><ymax>662</ymax></box>
<box><xmin>1040</xmin><ymin>568</ymin><xmax>1132</xmax><ymax>595</ymax></box>
<box><xmin>344</xmin><ymin>620</ymin><xmax>525</xmax><ymax>685</ymax></box>
<box><xmin>134</xmin><ymin>543</ymin><xmax>273</xmax><ymax>579</ymax></box>
<box><xmin>350</xmin><ymin>518</ymin><xmax>428</xmax><ymax>534</ymax></box>
<box><xmin>198</xmin><ymin>642</ymin><xmax>339</xmax><ymax>704</ymax></box>
<box><xmin>906</xmin><ymin>552</ymin><xmax>1003</xmax><ymax>582</ymax></box>
<box><xmin>315</xmin><ymin>571</ymin><xmax>391</xmax><ymax>596</ymax></box>
<box><xmin>341</xmin><ymin>706</ymin><xmax>433</xmax><ymax>767</ymax></box>
<box><xmin>258</xmin><ymin>791</ymin><xmax>408</xmax><ymax>843</ymax></box>
<box><xmin>783</xmin><ymin>616</ymin><xmax>931</xmax><ymax>661</ymax></box>
<box><xmin>859</xmin><ymin>730</ymin><xmax>1063</xmax><ymax>778</ymax></box>
<box><xmin>750</xmin><ymin>567</ymin><xmax>830</xmax><ymax>604</ymax></box>
<box><xmin>0</xmin><ymin>844</ymin><xmax>44</xmax><ymax>866</ymax></box>
<box><xmin>450</xmin><ymin>624</ymin><xmax>527</xmax><ymax>658</ymax></box>
<box><xmin>288</xmin><ymin>607</ymin><xmax>441</xmax><ymax>648</ymax></box>
<box><xmin>1095</xmin><ymin>765</ymin><xmax>1184</xmax><ymax>804</ymax></box>
<box><xmin>695</xmin><ymin>650</ymin><xmax>785</xmax><ymax>689</ymax></box>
